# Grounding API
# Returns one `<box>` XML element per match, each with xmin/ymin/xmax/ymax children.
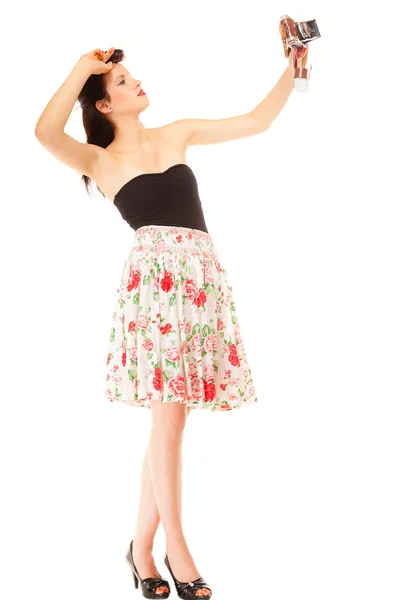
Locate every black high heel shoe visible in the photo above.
<box><xmin>164</xmin><ymin>554</ymin><xmax>212</xmax><ymax>599</ymax></box>
<box><xmin>125</xmin><ymin>540</ymin><xmax>171</xmax><ymax>599</ymax></box>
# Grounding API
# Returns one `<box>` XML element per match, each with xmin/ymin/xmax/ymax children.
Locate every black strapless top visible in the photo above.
<box><xmin>112</xmin><ymin>163</ymin><xmax>209</xmax><ymax>233</ymax></box>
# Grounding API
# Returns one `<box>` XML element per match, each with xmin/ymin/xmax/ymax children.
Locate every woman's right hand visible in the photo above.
<box><xmin>79</xmin><ymin>48</ymin><xmax>116</xmax><ymax>75</ymax></box>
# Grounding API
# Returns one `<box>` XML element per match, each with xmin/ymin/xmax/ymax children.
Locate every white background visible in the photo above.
<box><xmin>1</xmin><ymin>1</ymin><xmax>399</xmax><ymax>599</ymax></box>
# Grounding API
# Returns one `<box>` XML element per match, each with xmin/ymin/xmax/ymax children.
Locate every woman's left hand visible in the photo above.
<box><xmin>288</xmin><ymin>43</ymin><xmax>308</xmax><ymax>69</ymax></box>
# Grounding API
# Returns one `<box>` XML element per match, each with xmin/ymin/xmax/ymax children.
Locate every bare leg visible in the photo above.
<box><xmin>148</xmin><ymin>401</ymin><xmax>210</xmax><ymax>597</ymax></box>
<box><xmin>132</xmin><ymin>406</ymin><xmax>193</xmax><ymax>596</ymax></box>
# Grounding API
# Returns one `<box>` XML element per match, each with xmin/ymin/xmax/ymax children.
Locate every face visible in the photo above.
<box><xmin>103</xmin><ymin>64</ymin><xmax>149</xmax><ymax>114</ymax></box>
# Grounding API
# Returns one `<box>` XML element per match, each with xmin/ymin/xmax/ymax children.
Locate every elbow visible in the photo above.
<box><xmin>35</xmin><ymin>124</ymin><xmax>49</xmax><ymax>140</ymax></box>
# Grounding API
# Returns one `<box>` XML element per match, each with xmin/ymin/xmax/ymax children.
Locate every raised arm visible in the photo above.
<box><xmin>168</xmin><ymin>66</ymin><xmax>295</xmax><ymax>147</ymax></box>
<box><xmin>34</xmin><ymin>50</ymin><xmax>114</xmax><ymax>177</ymax></box>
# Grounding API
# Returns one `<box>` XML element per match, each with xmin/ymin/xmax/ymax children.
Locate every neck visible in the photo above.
<box><xmin>111</xmin><ymin>115</ymin><xmax>151</xmax><ymax>151</ymax></box>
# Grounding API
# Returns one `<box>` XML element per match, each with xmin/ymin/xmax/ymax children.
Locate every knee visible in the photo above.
<box><xmin>150</xmin><ymin>400</ymin><xmax>188</xmax><ymax>440</ymax></box>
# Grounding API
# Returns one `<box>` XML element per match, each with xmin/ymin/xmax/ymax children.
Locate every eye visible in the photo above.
<box><xmin>119</xmin><ymin>79</ymin><xmax>125</xmax><ymax>85</ymax></box>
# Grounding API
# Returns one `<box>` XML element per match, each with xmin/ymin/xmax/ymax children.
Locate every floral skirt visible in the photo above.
<box><xmin>104</xmin><ymin>225</ymin><xmax>258</xmax><ymax>411</ymax></box>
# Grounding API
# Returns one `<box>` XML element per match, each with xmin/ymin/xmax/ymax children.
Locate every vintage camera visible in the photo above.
<box><xmin>279</xmin><ymin>15</ymin><xmax>321</xmax><ymax>92</ymax></box>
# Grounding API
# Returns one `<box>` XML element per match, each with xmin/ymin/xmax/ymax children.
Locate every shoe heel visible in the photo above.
<box><xmin>133</xmin><ymin>571</ymin><xmax>139</xmax><ymax>589</ymax></box>
<box><xmin>126</xmin><ymin>540</ymin><xmax>171</xmax><ymax>598</ymax></box>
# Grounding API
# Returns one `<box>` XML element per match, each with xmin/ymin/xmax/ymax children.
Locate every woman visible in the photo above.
<box><xmin>35</xmin><ymin>45</ymin><xmax>308</xmax><ymax>599</ymax></box>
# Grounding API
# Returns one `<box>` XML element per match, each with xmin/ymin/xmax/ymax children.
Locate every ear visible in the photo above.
<box><xmin>95</xmin><ymin>99</ymin><xmax>111</xmax><ymax>114</ymax></box>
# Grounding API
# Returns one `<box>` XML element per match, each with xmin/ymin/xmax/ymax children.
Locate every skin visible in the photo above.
<box><xmin>35</xmin><ymin>45</ymin><xmax>308</xmax><ymax>598</ymax></box>
<box><xmin>93</xmin><ymin>61</ymin><xmax>188</xmax><ymax>203</ymax></box>
<box><xmin>95</xmin><ymin>56</ymin><xmax>210</xmax><ymax>597</ymax></box>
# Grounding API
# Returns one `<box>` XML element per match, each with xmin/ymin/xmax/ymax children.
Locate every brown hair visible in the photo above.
<box><xmin>77</xmin><ymin>49</ymin><xmax>125</xmax><ymax>198</ymax></box>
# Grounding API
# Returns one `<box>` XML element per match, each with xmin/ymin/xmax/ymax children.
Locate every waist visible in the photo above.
<box><xmin>130</xmin><ymin>225</ymin><xmax>217</xmax><ymax>258</ymax></box>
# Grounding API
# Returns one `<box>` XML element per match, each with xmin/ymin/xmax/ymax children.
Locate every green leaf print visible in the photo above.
<box><xmin>132</xmin><ymin>293</ymin><xmax>140</xmax><ymax>304</ymax></box>
<box><xmin>128</xmin><ymin>369</ymin><xmax>136</xmax><ymax>381</ymax></box>
<box><xmin>169</xmin><ymin>293</ymin><xmax>176</xmax><ymax>306</ymax></box>
<box><xmin>156</xmin><ymin>231</ymin><xmax>162</xmax><ymax>240</ymax></box>
<box><xmin>232</xmin><ymin>315</ymin><xmax>237</xmax><ymax>324</ymax></box>
<box><xmin>192</xmin><ymin>323</ymin><xmax>200</xmax><ymax>335</ymax></box>
<box><xmin>110</xmin><ymin>327</ymin><xmax>115</xmax><ymax>343</ymax></box>
<box><xmin>210</xmin><ymin>287</ymin><xmax>218</xmax><ymax>300</ymax></box>
<box><xmin>166</xmin><ymin>359</ymin><xmax>179</xmax><ymax>368</ymax></box>
<box><xmin>143</xmin><ymin>274</ymin><xmax>150</xmax><ymax>285</ymax></box>
<box><xmin>153</xmin><ymin>291</ymin><xmax>159</xmax><ymax>302</ymax></box>
<box><xmin>202</xmin><ymin>324</ymin><xmax>211</xmax><ymax>337</ymax></box>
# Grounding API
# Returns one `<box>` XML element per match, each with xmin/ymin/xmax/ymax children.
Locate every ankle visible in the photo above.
<box><xmin>132</xmin><ymin>537</ymin><xmax>154</xmax><ymax>554</ymax></box>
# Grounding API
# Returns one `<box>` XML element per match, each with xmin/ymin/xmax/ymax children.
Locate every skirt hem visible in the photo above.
<box><xmin>106</xmin><ymin>394</ymin><xmax>258</xmax><ymax>412</ymax></box>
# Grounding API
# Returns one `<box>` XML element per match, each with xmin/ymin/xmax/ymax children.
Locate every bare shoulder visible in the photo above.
<box><xmin>159</xmin><ymin>120</ymin><xmax>190</xmax><ymax>148</ymax></box>
<box><xmin>91</xmin><ymin>125</ymin><xmax>187</xmax><ymax>201</ymax></box>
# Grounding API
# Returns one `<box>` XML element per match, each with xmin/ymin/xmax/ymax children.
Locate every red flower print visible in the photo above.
<box><xmin>127</xmin><ymin>268</ymin><xmax>141</xmax><ymax>292</ymax></box>
<box><xmin>137</xmin><ymin>313</ymin><xmax>149</xmax><ymax>329</ymax></box>
<box><xmin>189</xmin><ymin>361</ymin><xmax>199</xmax><ymax>377</ymax></box>
<box><xmin>191</xmin><ymin>332</ymin><xmax>202</xmax><ymax>354</ymax></box>
<box><xmin>159</xmin><ymin>322</ymin><xmax>172</xmax><ymax>335</ymax></box>
<box><xmin>195</xmin><ymin>288</ymin><xmax>207</xmax><ymax>307</ymax></box>
<box><xmin>166</xmin><ymin>347</ymin><xmax>180</xmax><ymax>362</ymax></box>
<box><xmin>220</xmin><ymin>404</ymin><xmax>233</xmax><ymax>411</ymax></box>
<box><xmin>190</xmin><ymin>376</ymin><xmax>201</xmax><ymax>397</ymax></box>
<box><xmin>161</xmin><ymin>271</ymin><xmax>174</xmax><ymax>292</ymax></box>
<box><xmin>153</xmin><ymin>367</ymin><xmax>162</xmax><ymax>392</ymax></box>
<box><xmin>107</xmin><ymin>352</ymin><xmax>112</xmax><ymax>365</ymax></box>
<box><xmin>220</xmin><ymin>382</ymin><xmax>227</xmax><ymax>391</ymax></box>
<box><xmin>228</xmin><ymin>344</ymin><xmax>240</xmax><ymax>367</ymax></box>
<box><xmin>168</xmin><ymin>372</ymin><xmax>186</xmax><ymax>399</ymax></box>
<box><xmin>203</xmin><ymin>364</ymin><xmax>214</xmax><ymax>381</ymax></box>
<box><xmin>184</xmin><ymin>278</ymin><xmax>196</xmax><ymax>301</ymax></box>
<box><xmin>128</xmin><ymin>321</ymin><xmax>136</xmax><ymax>333</ymax></box>
<box><xmin>122</xmin><ymin>350</ymin><xmax>126</xmax><ymax>367</ymax></box>
<box><xmin>154</xmin><ymin>239</ymin><xmax>167</xmax><ymax>251</ymax></box>
<box><xmin>203</xmin><ymin>261</ymin><xmax>213</xmax><ymax>284</ymax></box>
<box><xmin>143</xmin><ymin>339</ymin><xmax>154</xmax><ymax>352</ymax></box>
<box><xmin>204</xmin><ymin>334</ymin><xmax>218</xmax><ymax>353</ymax></box>
<box><xmin>176</xmin><ymin>234</ymin><xmax>183</xmax><ymax>243</ymax></box>
<box><xmin>203</xmin><ymin>379</ymin><xmax>216</xmax><ymax>402</ymax></box>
